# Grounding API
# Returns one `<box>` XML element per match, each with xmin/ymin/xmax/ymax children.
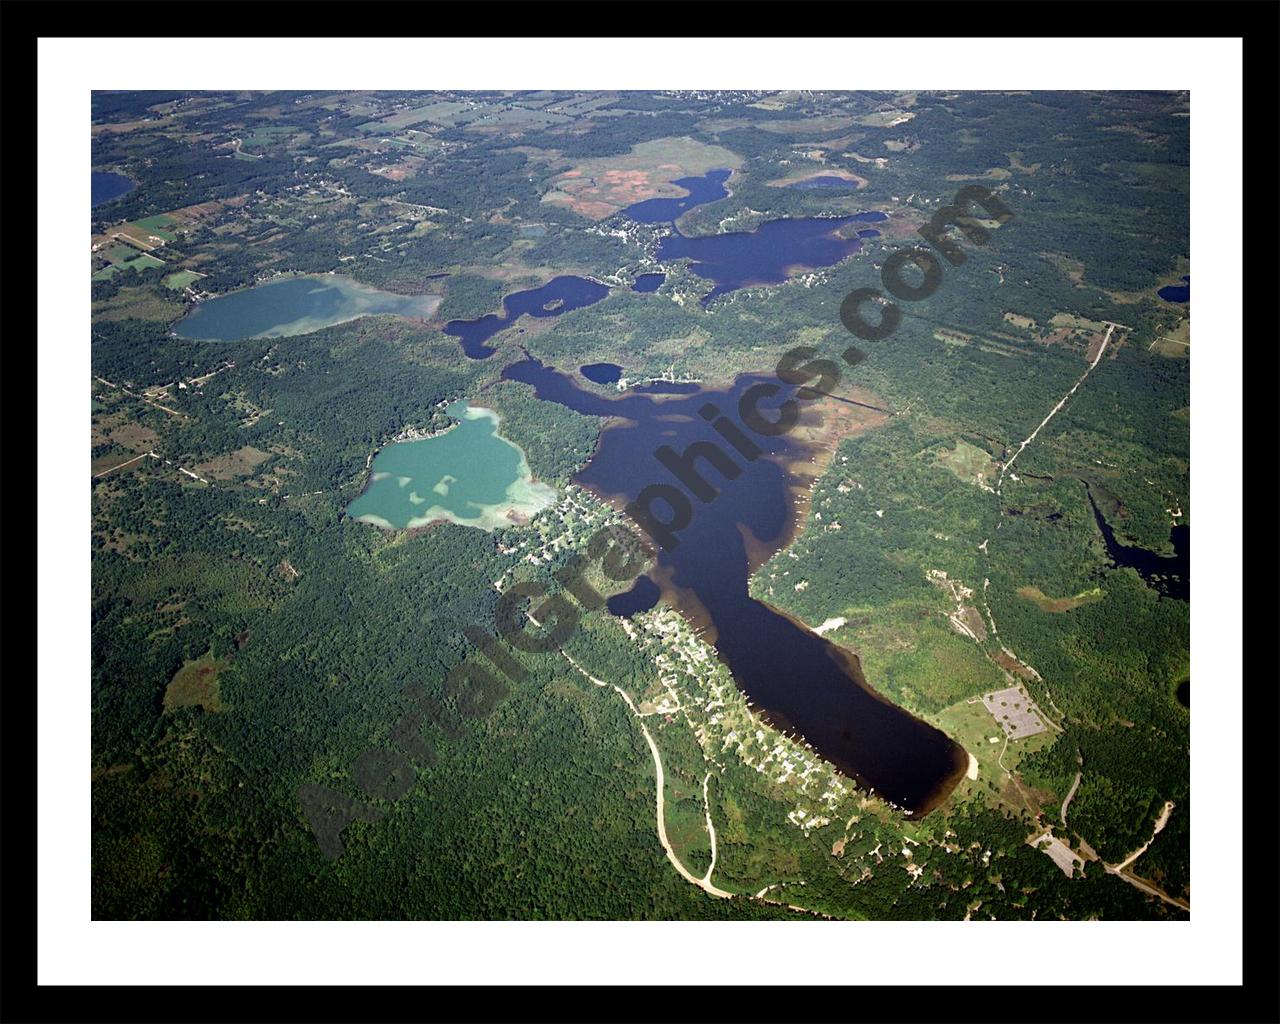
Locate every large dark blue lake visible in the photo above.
<box><xmin>620</xmin><ymin>165</ymin><xmax>883</xmax><ymax>304</ymax></box>
<box><xmin>92</xmin><ymin>171</ymin><xmax>136</xmax><ymax>207</ymax></box>
<box><xmin>445</xmin><ymin>275</ymin><xmax>609</xmax><ymax>360</ymax></box>
<box><xmin>502</xmin><ymin>356</ymin><xmax>968</xmax><ymax>816</ymax></box>
<box><xmin>659</xmin><ymin>214</ymin><xmax>883</xmax><ymax>305</ymax></box>
<box><xmin>622</xmin><ymin>169</ymin><xmax>732</xmax><ymax>224</ymax></box>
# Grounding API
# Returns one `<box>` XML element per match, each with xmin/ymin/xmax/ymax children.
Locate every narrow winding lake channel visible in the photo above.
<box><xmin>1083</xmin><ymin>481</ymin><xmax>1188</xmax><ymax>601</ymax></box>
<box><xmin>445</xmin><ymin>275</ymin><xmax>609</xmax><ymax>359</ymax></box>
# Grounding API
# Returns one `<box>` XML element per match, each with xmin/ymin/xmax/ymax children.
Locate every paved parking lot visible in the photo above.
<box><xmin>981</xmin><ymin>685</ymin><xmax>1048</xmax><ymax>739</ymax></box>
<box><xmin>1030</xmin><ymin>830</ymin><xmax>1084</xmax><ymax>878</ymax></box>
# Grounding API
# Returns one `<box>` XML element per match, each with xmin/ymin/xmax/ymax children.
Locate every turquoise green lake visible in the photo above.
<box><xmin>346</xmin><ymin>401</ymin><xmax>557</xmax><ymax>531</ymax></box>
<box><xmin>173</xmin><ymin>275</ymin><xmax>442</xmax><ymax>341</ymax></box>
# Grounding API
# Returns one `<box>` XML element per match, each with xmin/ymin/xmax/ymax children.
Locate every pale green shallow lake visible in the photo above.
<box><xmin>346</xmin><ymin>401</ymin><xmax>557</xmax><ymax>530</ymax></box>
<box><xmin>173</xmin><ymin>275</ymin><xmax>442</xmax><ymax>341</ymax></box>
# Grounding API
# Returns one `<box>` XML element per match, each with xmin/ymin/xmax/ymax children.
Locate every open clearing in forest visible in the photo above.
<box><xmin>541</xmin><ymin>136</ymin><xmax>743</xmax><ymax>220</ymax></box>
<box><xmin>1149</xmin><ymin>317</ymin><xmax>1190</xmax><ymax>358</ymax></box>
<box><xmin>934</xmin><ymin>439</ymin><xmax>998</xmax><ymax>489</ymax></box>
<box><xmin>765</xmin><ymin>167</ymin><xmax>869</xmax><ymax>189</ymax></box>
<box><xmin>164</xmin><ymin>270</ymin><xmax>205</xmax><ymax>290</ymax></box>
<box><xmin>163</xmin><ymin>651</ymin><xmax>228</xmax><ymax>713</ymax></box>
<box><xmin>1017</xmin><ymin>585</ymin><xmax>1104</xmax><ymax>613</ymax></box>
<box><xmin>854</xmin><ymin>109</ymin><xmax>915</xmax><ymax>128</ymax></box>
<box><xmin>362</xmin><ymin>100</ymin><xmax>477</xmax><ymax>132</ymax></box>
<box><xmin>194</xmin><ymin>445</ymin><xmax>271</xmax><ymax>481</ymax></box>
<box><xmin>981</xmin><ymin>685</ymin><xmax>1050</xmax><ymax>739</ymax></box>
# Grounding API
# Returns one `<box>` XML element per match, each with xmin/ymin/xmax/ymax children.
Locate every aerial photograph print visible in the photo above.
<box><xmin>88</xmin><ymin>85</ymin><xmax>1195</xmax><ymax>925</ymax></box>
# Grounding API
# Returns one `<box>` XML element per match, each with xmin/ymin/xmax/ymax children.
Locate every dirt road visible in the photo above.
<box><xmin>1098</xmin><ymin>801</ymin><xmax>1188</xmax><ymax>911</ymax></box>
<box><xmin>1112</xmin><ymin>800</ymin><xmax>1175</xmax><ymax>872</ymax></box>
<box><xmin>92</xmin><ymin>451</ymin><xmax>152</xmax><ymax>478</ymax></box>
<box><xmin>1103</xmin><ymin>864</ymin><xmax>1189</xmax><ymax>912</ymax></box>
<box><xmin>998</xmin><ymin>323</ymin><xmax>1113</xmax><ymax>489</ymax></box>
<box><xmin>561</xmin><ymin>653</ymin><xmax>733</xmax><ymax>899</ymax></box>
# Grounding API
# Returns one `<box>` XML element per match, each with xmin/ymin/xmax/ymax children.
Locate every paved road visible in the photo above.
<box><xmin>1060</xmin><ymin>771</ymin><xmax>1082</xmax><ymax>826</ymax></box>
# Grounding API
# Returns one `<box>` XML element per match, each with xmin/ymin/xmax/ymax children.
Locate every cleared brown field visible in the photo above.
<box><xmin>1045</xmin><ymin>313</ymin><xmax>1108</xmax><ymax>356</ymax></box>
<box><xmin>1087</xmin><ymin>330</ymin><xmax>1117</xmax><ymax>363</ymax></box>
<box><xmin>1007</xmin><ymin>151</ymin><xmax>1042</xmax><ymax>174</ymax></box>
<box><xmin>1017</xmin><ymin>585</ymin><xmax>1104</xmax><ymax>613</ymax></box>
<box><xmin>91</xmin><ymin>451</ymin><xmax>152</xmax><ymax>478</ymax></box>
<box><xmin>945</xmin><ymin>167</ymin><xmax>1012</xmax><ymax>182</ymax></box>
<box><xmin>759</xmin><ymin>114</ymin><xmax>859</xmax><ymax>134</ymax></box>
<box><xmin>541</xmin><ymin>136</ymin><xmax>743</xmax><ymax>220</ymax></box>
<box><xmin>1045</xmin><ymin>253</ymin><xmax>1086</xmax><ymax>285</ymax></box>
<box><xmin>854</xmin><ymin>110</ymin><xmax>915</xmax><ymax>128</ymax></box>
<box><xmin>106</xmin><ymin>422</ymin><xmax>160</xmax><ymax>451</ymax></box>
<box><xmin>92</xmin><ymin>116</ymin><xmax>178</xmax><ymax>136</ymax></box>
<box><xmin>195</xmin><ymin>445</ymin><xmax>271</xmax><ymax>481</ymax></box>
<box><xmin>765</xmin><ymin>168</ymin><xmax>869</xmax><ymax>189</ymax></box>
<box><xmin>934</xmin><ymin>440</ymin><xmax>997</xmax><ymax>487</ymax></box>
<box><xmin>370</xmin><ymin>156</ymin><xmax>426</xmax><ymax>181</ymax></box>
<box><xmin>933</xmin><ymin>328</ymin><xmax>973</xmax><ymax>347</ymax></box>
<box><xmin>167</xmin><ymin>195</ymin><xmax>248</xmax><ymax>228</ymax></box>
